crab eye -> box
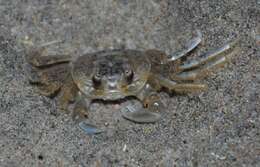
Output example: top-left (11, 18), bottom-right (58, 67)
top-left (125, 69), bottom-right (132, 76)
top-left (123, 64), bottom-right (132, 75)
top-left (124, 69), bottom-right (134, 83)
top-left (92, 73), bottom-right (102, 86)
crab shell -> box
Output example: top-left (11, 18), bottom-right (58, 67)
top-left (26, 31), bottom-right (238, 128)
top-left (71, 50), bottom-right (151, 100)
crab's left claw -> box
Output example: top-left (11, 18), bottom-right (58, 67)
top-left (78, 122), bottom-right (105, 135)
top-left (121, 105), bottom-right (161, 123)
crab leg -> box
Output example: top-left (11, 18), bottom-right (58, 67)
top-left (174, 55), bottom-right (229, 81)
top-left (174, 39), bottom-right (240, 81)
top-left (58, 76), bottom-right (78, 111)
top-left (171, 84), bottom-right (208, 93)
top-left (155, 74), bottom-right (207, 92)
top-left (78, 122), bottom-right (104, 135)
top-left (179, 43), bottom-right (232, 71)
top-left (26, 48), bottom-right (72, 67)
top-left (72, 93), bottom-right (90, 122)
top-left (168, 30), bottom-right (202, 61)
top-left (26, 63), bottom-right (70, 83)
top-left (26, 63), bottom-right (70, 97)
top-left (179, 40), bottom-right (238, 71)
top-left (70, 93), bottom-right (104, 135)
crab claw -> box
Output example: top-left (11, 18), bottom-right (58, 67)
top-left (78, 122), bottom-right (104, 135)
top-left (121, 105), bottom-right (161, 123)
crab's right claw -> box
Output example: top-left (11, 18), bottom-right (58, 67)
top-left (121, 105), bottom-right (161, 123)
top-left (78, 122), bottom-right (104, 135)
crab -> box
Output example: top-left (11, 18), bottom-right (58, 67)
top-left (25, 31), bottom-right (237, 134)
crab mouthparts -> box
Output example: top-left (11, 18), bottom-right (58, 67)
top-left (108, 82), bottom-right (117, 89)
top-left (106, 75), bottom-right (121, 90)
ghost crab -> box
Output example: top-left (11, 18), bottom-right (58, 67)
top-left (26, 31), bottom-right (237, 133)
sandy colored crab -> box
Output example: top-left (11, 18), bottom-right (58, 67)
top-left (26, 31), bottom-right (237, 130)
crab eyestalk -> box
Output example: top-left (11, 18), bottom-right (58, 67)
top-left (124, 69), bottom-right (134, 83)
top-left (92, 73), bottom-right (103, 89)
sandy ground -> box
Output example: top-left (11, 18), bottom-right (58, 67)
top-left (0, 0), bottom-right (259, 166)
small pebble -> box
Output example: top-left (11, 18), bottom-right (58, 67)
top-left (123, 144), bottom-right (127, 152)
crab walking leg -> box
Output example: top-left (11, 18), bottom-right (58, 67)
top-left (155, 74), bottom-right (207, 92)
top-left (78, 122), bottom-right (104, 135)
top-left (26, 48), bottom-right (72, 67)
top-left (26, 63), bottom-right (71, 97)
top-left (69, 90), bottom-right (104, 134)
top-left (72, 93), bottom-right (90, 122)
top-left (73, 98), bottom-right (104, 135)
top-left (168, 30), bottom-right (202, 61)
top-left (26, 63), bottom-right (70, 83)
top-left (175, 56), bottom-right (229, 81)
top-left (179, 43), bottom-right (232, 71)
top-left (58, 76), bottom-right (78, 111)
top-left (179, 40), bottom-right (238, 71)
top-left (36, 83), bottom-right (62, 97)
top-left (171, 84), bottom-right (208, 93)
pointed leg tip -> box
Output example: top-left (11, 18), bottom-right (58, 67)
top-left (121, 106), bottom-right (161, 123)
top-left (78, 122), bottom-right (104, 135)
